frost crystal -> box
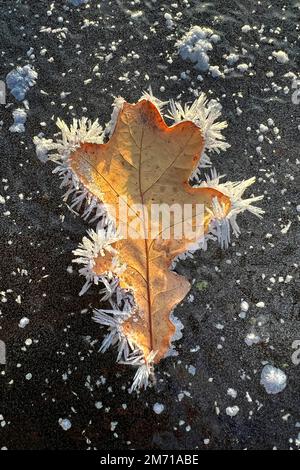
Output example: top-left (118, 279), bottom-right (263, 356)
top-left (200, 169), bottom-right (264, 249)
top-left (73, 227), bottom-right (125, 296)
top-left (272, 50), bottom-right (289, 64)
top-left (153, 403), bottom-right (165, 414)
top-left (167, 94), bottom-right (230, 166)
top-left (19, 317), bottom-right (30, 328)
top-left (6, 65), bottom-right (38, 101)
top-left (260, 365), bottom-right (287, 394)
top-left (226, 406), bottom-right (239, 417)
top-left (9, 108), bottom-right (27, 133)
top-left (176, 26), bottom-right (220, 71)
top-left (34, 118), bottom-right (105, 223)
top-left (59, 418), bottom-right (72, 431)
top-left (139, 86), bottom-right (168, 113)
top-left (245, 331), bottom-right (261, 346)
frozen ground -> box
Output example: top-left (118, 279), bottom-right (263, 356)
top-left (0, 0), bottom-right (299, 450)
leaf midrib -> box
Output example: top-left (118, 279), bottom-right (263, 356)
top-left (137, 123), bottom-right (154, 352)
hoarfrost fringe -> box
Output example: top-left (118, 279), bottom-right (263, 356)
top-left (201, 169), bottom-right (264, 249)
top-left (134, 90), bottom-right (229, 176)
top-left (93, 307), bottom-right (157, 392)
top-left (171, 168), bottom-right (264, 261)
top-left (128, 351), bottom-right (157, 393)
top-left (139, 86), bottom-right (168, 112)
top-left (73, 226), bottom-right (126, 296)
top-left (105, 96), bottom-right (125, 138)
top-left (34, 118), bottom-right (108, 224)
top-left (166, 94), bottom-right (230, 180)
top-left (167, 94), bottom-right (230, 154)
top-left (79, 226), bottom-right (186, 390)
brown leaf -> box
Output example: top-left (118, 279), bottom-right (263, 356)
top-left (69, 100), bottom-right (231, 362)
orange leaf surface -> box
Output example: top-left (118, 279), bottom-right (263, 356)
top-left (69, 100), bottom-right (231, 363)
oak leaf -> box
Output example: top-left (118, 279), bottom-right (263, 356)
top-left (68, 100), bottom-right (231, 363)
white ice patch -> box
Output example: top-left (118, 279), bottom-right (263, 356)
top-left (19, 317), bottom-right (30, 328)
top-left (227, 388), bottom-right (237, 399)
top-left (188, 365), bottom-right (196, 376)
top-left (236, 63), bottom-right (249, 73)
top-left (241, 25), bottom-right (252, 33)
top-left (6, 65), bottom-right (38, 101)
top-left (176, 26), bottom-right (220, 72)
top-left (209, 65), bottom-right (224, 78)
top-left (260, 365), bottom-right (287, 394)
top-left (34, 134), bottom-right (57, 163)
top-left (59, 418), bottom-right (72, 430)
top-left (226, 53), bottom-right (240, 65)
top-left (226, 406), bottom-right (239, 417)
top-left (153, 403), bottom-right (164, 414)
top-left (245, 331), bottom-right (261, 346)
top-left (9, 109), bottom-right (27, 133)
top-left (164, 13), bottom-right (174, 29)
top-left (240, 300), bottom-right (249, 312)
top-left (272, 50), bottom-right (289, 64)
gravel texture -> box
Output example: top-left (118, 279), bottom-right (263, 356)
top-left (0, 0), bottom-right (299, 450)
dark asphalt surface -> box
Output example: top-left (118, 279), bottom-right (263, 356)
top-left (0, 0), bottom-right (299, 450)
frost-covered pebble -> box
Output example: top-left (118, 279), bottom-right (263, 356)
top-left (164, 13), bottom-right (174, 29)
top-left (245, 332), bottom-right (261, 346)
top-left (226, 406), bottom-right (239, 417)
top-left (259, 124), bottom-right (269, 133)
top-left (227, 388), bottom-right (237, 399)
top-left (59, 418), bottom-right (72, 430)
top-left (240, 301), bottom-right (249, 312)
top-left (226, 53), bottom-right (239, 65)
top-left (237, 63), bottom-right (249, 73)
top-left (153, 403), bottom-right (164, 414)
top-left (272, 50), bottom-right (289, 64)
top-left (260, 365), bottom-right (287, 394)
top-left (209, 65), bottom-right (224, 78)
top-left (9, 109), bottom-right (27, 133)
top-left (241, 25), bottom-right (251, 33)
top-left (19, 317), bottom-right (29, 328)
top-left (110, 421), bottom-right (118, 431)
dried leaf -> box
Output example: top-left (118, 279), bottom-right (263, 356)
top-left (69, 100), bottom-right (231, 362)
